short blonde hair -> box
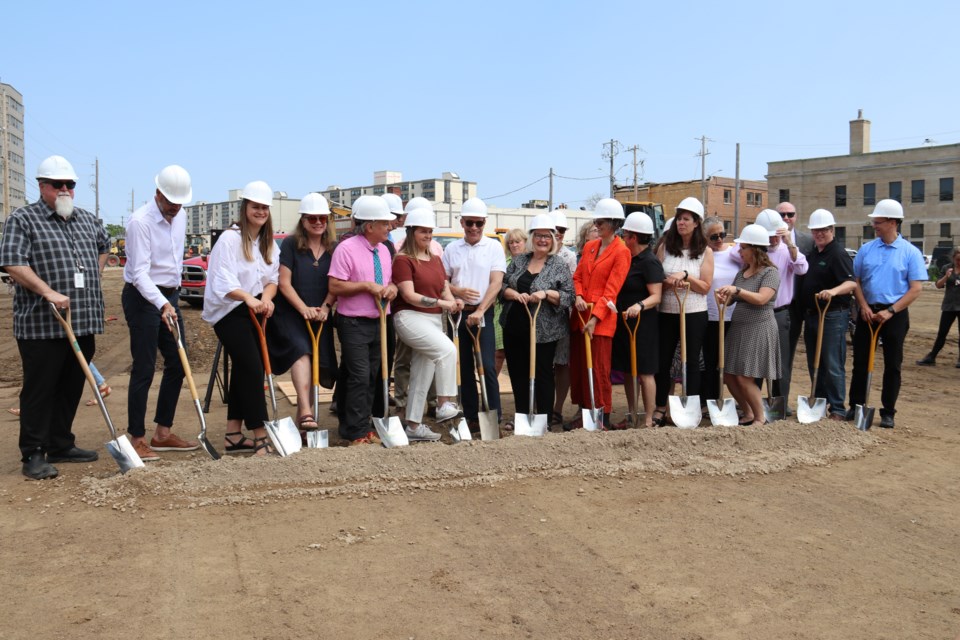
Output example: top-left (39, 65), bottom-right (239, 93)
top-left (526, 227), bottom-right (559, 255)
top-left (504, 228), bottom-right (527, 257)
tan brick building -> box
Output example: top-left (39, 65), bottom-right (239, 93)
top-left (767, 112), bottom-right (959, 252)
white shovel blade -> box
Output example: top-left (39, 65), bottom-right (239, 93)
top-left (478, 411), bottom-right (500, 441)
top-left (669, 395), bottom-right (702, 429)
top-left (266, 417), bottom-right (303, 457)
top-left (107, 434), bottom-right (145, 472)
top-left (706, 398), bottom-right (738, 427)
top-left (373, 416), bottom-right (409, 448)
top-left (582, 408), bottom-right (602, 431)
top-left (306, 430), bottom-right (329, 448)
top-left (449, 418), bottom-right (472, 442)
top-left (796, 396), bottom-right (827, 424)
top-left (515, 414), bottom-right (548, 437)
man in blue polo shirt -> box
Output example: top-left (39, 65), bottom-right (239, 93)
top-left (848, 199), bottom-right (926, 428)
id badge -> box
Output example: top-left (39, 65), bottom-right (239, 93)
top-left (74, 272), bottom-right (85, 288)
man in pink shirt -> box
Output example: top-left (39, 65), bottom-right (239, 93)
top-left (329, 196), bottom-right (398, 445)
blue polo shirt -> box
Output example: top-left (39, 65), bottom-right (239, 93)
top-left (853, 234), bottom-right (927, 305)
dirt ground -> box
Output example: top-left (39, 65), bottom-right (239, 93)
top-left (1, 268), bottom-right (958, 640)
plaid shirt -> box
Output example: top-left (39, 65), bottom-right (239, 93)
top-left (0, 199), bottom-right (109, 339)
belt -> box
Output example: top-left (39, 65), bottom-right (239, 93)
top-left (806, 304), bottom-right (848, 315)
top-left (869, 303), bottom-right (891, 312)
top-left (773, 305), bottom-right (789, 313)
top-left (462, 304), bottom-right (480, 312)
top-left (158, 286), bottom-right (177, 297)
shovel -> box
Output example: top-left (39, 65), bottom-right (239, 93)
top-left (465, 321), bottom-right (499, 441)
top-left (761, 378), bottom-right (785, 422)
top-left (49, 304), bottom-right (144, 473)
top-left (575, 304), bottom-right (603, 431)
top-left (373, 301), bottom-right (408, 447)
top-left (249, 309), bottom-right (302, 457)
top-left (797, 295), bottom-right (831, 424)
top-left (166, 314), bottom-right (220, 460)
top-left (514, 299), bottom-right (548, 437)
top-left (304, 319), bottom-right (329, 448)
top-left (447, 312), bottom-right (472, 442)
top-left (668, 283), bottom-right (702, 429)
top-left (854, 318), bottom-right (883, 431)
top-left (707, 294), bottom-right (738, 426)
top-left (622, 309), bottom-right (642, 428)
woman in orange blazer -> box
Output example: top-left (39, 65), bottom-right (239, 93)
top-left (565, 199), bottom-right (631, 430)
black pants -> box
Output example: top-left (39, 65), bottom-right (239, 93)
top-left (213, 305), bottom-right (267, 430)
top-left (456, 307), bottom-right (501, 421)
top-left (122, 284), bottom-right (185, 437)
top-left (788, 300), bottom-right (804, 381)
top-left (334, 315), bottom-right (381, 441)
top-left (655, 310), bottom-right (708, 406)
top-left (929, 310), bottom-right (960, 358)
top-left (17, 335), bottom-right (94, 461)
top-left (849, 308), bottom-right (909, 417)
top-left (701, 319), bottom-right (730, 402)
top-left (503, 317), bottom-right (557, 416)
top-left (372, 313), bottom-right (395, 420)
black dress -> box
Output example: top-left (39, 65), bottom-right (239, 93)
top-left (612, 246), bottom-right (664, 374)
top-left (267, 236), bottom-right (338, 387)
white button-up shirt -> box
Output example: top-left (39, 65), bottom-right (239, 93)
top-left (442, 235), bottom-right (507, 304)
top-left (123, 197), bottom-right (186, 310)
top-left (201, 227), bottom-right (280, 325)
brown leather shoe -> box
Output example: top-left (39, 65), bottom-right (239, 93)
top-left (133, 439), bottom-right (160, 461)
top-left (150, 432), bottom-right (199, 452)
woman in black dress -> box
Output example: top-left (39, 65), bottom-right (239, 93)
top-left (268, 193), bottom-right (338, 430)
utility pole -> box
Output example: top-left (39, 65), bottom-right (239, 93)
top-left (734, 143), bottom-right (741, 236)
top-left (0, 94), bottom-right (9, 222)
top-left (602, 139), bottom-right (620, 198)
top-left (91, 157), bottom-right (100, 219)
top-left (626, 145), bottom-right (644, 200)
top-left (548, 167), bottom-right (554, 212)
top-left (698, 135), bottom-right (710, 206)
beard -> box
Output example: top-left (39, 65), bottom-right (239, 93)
top-left (55, 194), bottom-right (75, 219)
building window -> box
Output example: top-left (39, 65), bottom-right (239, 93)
top-left (889, 181), bottom-right (902, 202)
top-left (835, 226), bottom-right (846, 245)
top-left (778, 189), bottom-right (790, 203)
top-left (863, 225), bottom-right (875, 241)
top-left (756, 193), bottom-right (762, 207)
top-left (746, 193), bottom-right (754, 206)
top-left (940, 223), bottom-right (951, 237)
top-left (940, 177), bottom-right (954, 202)
top-left (863, 183), bottom-right (876, 206)
top-left (910, 223), bottom-right (924, 238)
top-left (723, 189), bottom-right (732, 204)
top-left (835, 185), bottom-right (847, 208)
top-left (911, 180), bottom-right (925, 203)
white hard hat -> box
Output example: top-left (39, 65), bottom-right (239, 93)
top-left (755, 209), bottom-right (787, 236)
top-left (623, 211), bottom-right (654, 235)
top-left (549, 209), bottom-right (569, 230)
top-left (676, 196), bottom-right (705, 219)
top-left (404, 196), bottom-right (433, 214)
top-left (869, 198), bottom-right (904, 219)
top-left (404, 207), bottom-right (436, 229)
top-left (36, 155), bottom-right (78, 181)
top-left (352, 195), bottom-right (395, 221)
top-left (155, 165), bottom-right (192, 205)
top-left (241, 181), bottom-right (273, 206)
top-left (381, 193), bottom-right (404, 215)
top-left (528, 213), bottom-right (557, 232)
top-left (664, 217), bottom-right (675, 232)
top-left (807, 209), bottom-right (836, 230)
top-left (592, 198), bottom-right (625, 220)
top-left (461, 197), bottom-right (488, 218)
top-left (734, 223), bottom-right (771, 247)
top-left (299, 193), bottom-right (331, 215)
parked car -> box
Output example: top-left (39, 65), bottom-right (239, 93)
top-left (179, 232), bottom-right (288, 308)
top-left (845, 247), bottom-right (858, 260)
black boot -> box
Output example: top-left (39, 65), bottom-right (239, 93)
top-left (22, 451), bottom-right (58, 480)
top-left (916, 353), bottom-right (936, 366)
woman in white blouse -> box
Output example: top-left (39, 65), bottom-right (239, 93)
top-left (202, 181), bottom-right (280, 455)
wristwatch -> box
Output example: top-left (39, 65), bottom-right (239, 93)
top-left (638, 301), bottom-right (645, 311)
top-left (886, 305), bottom-right (897, 315)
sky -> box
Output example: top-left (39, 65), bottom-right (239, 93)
top-left (4, 0), bottom-right (959, 225)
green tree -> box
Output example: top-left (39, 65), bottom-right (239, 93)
top-left (105, 223), bottom-right (125, 239)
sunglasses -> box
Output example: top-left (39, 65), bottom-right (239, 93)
top-left (45, 180), bottom-right (77, 190)
top-left (303, 215), bottom-right (328, 224)
top-left (708, 232), bottom-right (727, 241)
top-left (463, 219), bottom-right (485, 228)
top-left (779, 211), bottom-right (796, 219)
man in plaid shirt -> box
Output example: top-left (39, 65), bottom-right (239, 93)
top-left (0, 155), bottom-right (109, 479)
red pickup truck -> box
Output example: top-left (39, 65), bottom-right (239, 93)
top-left (179, 233), bottom-right (288, 308)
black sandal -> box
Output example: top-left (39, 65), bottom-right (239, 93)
top-left (298, 415), bottom-right (319, 431)
top-left (224, 431), bottom-right (255, 453)
top-left (253, 436), bottom-right (275, 456)
top-left (651, 409), bottom-right (667, 427)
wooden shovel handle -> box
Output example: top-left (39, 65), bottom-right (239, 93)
top-left (305, 319), bottom-right (323, 387)
top-left (448, 312), bottom-right (462, 386)
top-left (576, 303), bottom-right (594, 369)
top-left (674, 282), bottom-right (690, 363)
top-left (865, 317), bottom-right (883, 373)
top-left (621, 310), bottom-right (641, 378)
top-left (524, 299), bottom-right (542, 378)
top-left (812, 294), bottom-right (832, 370)
top-left (248, 308), bottom-right (273, 376)
top-left (166, 315), bottom-right (199, 403)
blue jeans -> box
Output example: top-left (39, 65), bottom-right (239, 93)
top-left (804, 308), bottom-right (847, 416)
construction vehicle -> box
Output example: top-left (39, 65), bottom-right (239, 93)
top-left (105, 239), bottom-right (126, 267)
top-left (621, 201), bottom-right (666, 237)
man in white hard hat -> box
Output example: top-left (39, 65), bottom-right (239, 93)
top-left (798, 209), bottom-right (856, 420)
top-left (443, 197), bottom-right (506, 427)
top-left (0, 155), bottom-right (109, 479)
top-left (847, 199), bottom-right (927, 428)
top-left (121, 166), bottom-right (199, 461)
top-left (778, 201), bottom-right (814, 411)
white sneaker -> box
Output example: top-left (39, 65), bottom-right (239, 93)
top-left (434, 402), bottom-right (463, 423)
top-left (405, 423), bottom-right (441, 441)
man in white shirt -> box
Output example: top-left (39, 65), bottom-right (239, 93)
top-left (442, 197), bottom-right (507, 426)
top-left (122, 165), bottom-right (198, 460)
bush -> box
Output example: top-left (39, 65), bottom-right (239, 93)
top-left (929, 265), bottom-right (940, 281)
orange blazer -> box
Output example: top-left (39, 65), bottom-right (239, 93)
top-left (571, 237), bottom-right (631, 338)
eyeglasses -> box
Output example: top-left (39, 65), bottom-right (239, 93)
top-left (708, 232), bottom-right (727, 242)
top-left (532, 233), bottom-right (553, 240)
top-left (463, 219), bottom-right (485, 228)
top-left (303, 215), bottom-right (328, 224)
top-left (45, 180), bottom-right (77, 190)
top-left (779, 211), bottom-right (797, 219)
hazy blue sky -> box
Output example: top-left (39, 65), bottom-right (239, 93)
top-left (4, 0), bottom-right (958, 224)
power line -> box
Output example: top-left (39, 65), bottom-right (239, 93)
top-left (483, 175), bottom-right (549, 200)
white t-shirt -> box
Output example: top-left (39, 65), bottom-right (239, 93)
top-left (441, 236), bottom-right (507, 304)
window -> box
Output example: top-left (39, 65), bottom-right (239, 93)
top-left (910, 223), bottom-right (924, 238)
top-left (911, 179), bottom-right (925, 203)
top-left (756, 193), bottom-right (762, 207)
top-left (779, 189), bottom-right (790, 203)
top-left (723, 189), bottom-right (732, 204)
top-left (835, 185), bottom-right (847, 208)
top-left (940, 177), bottom-right (954, 202)
top-left (835, 226), bottom-right (846, 245)
top-left (746, 193), bottom-right (754, 206)
top-left (910, 240), bottom-right (923, 252)
top-left (889, 181), bottom-right (902, 202)
top-left (940, 223), bottom-right (951, 238)
top-left (863, 183), bottom-right (876, 206)
top-left (863, 225), bottom-right (875, 240)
